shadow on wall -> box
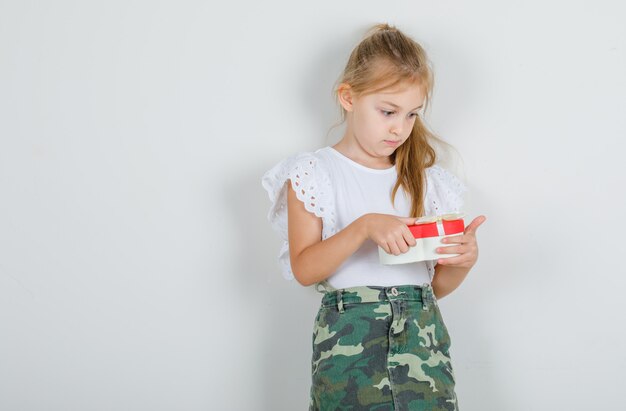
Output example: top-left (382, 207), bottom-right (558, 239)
top-left (223, 164), bottom-right (322, 410)
top-left (220, 37), bottom-right (350, 408)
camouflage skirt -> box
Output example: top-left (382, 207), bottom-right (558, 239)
top-left (309, 283), bottom-right (458, 411)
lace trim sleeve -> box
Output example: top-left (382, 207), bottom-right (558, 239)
top-left (261, 152), bottom-right (337, 280)
top-left (425, 164), bottom-right (469, 216)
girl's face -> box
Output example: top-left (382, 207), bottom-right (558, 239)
top-left (340, 82), bottom-right (426, 164)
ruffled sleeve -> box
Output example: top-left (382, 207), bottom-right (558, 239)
top-left (425, 164), bottom-right (469, 216)
top-left (424, 164), bottom-right (469, 276)
top-left (261, 151), bottom-right (337, 280)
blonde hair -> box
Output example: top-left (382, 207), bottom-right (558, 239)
top-left (328, 23), bottom-right (456, 218)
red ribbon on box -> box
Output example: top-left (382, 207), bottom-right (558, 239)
top-left (407, 213), bottom-right (465, 239)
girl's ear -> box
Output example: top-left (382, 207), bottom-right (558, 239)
top-left (337, 83), bottom-right (354, 112)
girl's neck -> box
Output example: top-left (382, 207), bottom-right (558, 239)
top-left (331, 142), bottom-right (394, 170)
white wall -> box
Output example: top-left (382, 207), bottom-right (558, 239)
top-left (1, 1), bottom-right (625, 410)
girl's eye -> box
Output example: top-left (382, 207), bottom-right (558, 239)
top-left (381, 109), bottom-right (420, 118)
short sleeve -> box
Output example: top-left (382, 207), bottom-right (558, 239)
top-left (425, 165), bottom-right (469, 278)
top-left (425, 164), bottom-right (469, 216)
top-left (261, 151), bottom-right (337, 280)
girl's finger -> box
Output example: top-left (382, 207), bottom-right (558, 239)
top-left (437, 254), bottom-right (468, 266)
top-left (465, 215), bottom-right (487, 234)
top-left (382, 241), bottom-right (391, 254)
top-left (436, 245), bottom-right (466, 255)
top-left (388, 240), bottom-right (401, 256)
top-left (396, 239), bottom-right (411, 255)
top-left (442, 234), bottom-right (465, 244)
top-left (397, 216), bottom-right (420, 225)
top-left (402, 226), bottom-right (417, 247)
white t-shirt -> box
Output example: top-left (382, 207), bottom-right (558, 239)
top-left (261, 145), bottom-right (468, 289)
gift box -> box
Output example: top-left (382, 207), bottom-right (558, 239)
top-left (378, 213), bottom-right (465, 265)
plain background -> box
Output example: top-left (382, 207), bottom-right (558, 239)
top-left (1, 1), bottom-right (625, 410)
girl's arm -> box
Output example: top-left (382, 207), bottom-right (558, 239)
top-left (286, 178), bottom-right (473, 288)
top-left (286, 180), bottom-right (369, 286)
top-left (431, 264), bottom-right (471, 299)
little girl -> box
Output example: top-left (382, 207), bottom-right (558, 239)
top-left (262, 23), bottom-right (485, 411)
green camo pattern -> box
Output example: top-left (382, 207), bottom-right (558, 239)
top-left (309, 284), bottom-right (458, 411)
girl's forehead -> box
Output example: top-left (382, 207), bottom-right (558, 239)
top-left (378, 83), bottom-right (424, 96)
top-left (371, 86), bottom-right (425, 103)
top-left (365, 79), bottom-right (423, 95)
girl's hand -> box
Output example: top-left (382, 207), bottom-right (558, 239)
top-left (436, 215), bottom-right (486, 268)
top-left (364, 213), bottom-right (418, 255)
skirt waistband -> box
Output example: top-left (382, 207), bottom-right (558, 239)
top-left (320, 284), bottom-right (436, 308)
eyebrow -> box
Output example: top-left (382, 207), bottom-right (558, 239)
top-left (381, 101), bottom-right (424, 111)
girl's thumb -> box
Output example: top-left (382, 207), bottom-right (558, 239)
top-left (398, 217), bottom-right (419, 225)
